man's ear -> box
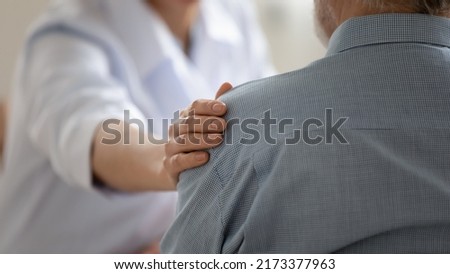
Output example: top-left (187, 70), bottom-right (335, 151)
top-left (215, 82), bottom-right (234, 100)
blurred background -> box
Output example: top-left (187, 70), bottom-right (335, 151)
top-left (0, 0), bottom-right (326, 100)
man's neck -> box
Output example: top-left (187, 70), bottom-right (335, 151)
top-left (147, 0), bottom-right (199, 55)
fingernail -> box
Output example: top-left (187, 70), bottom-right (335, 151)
top-left (208, 123), bottom-right (219, 131)
top-left (212, 103), bottom-right (225, 113)
top-left (210, 134), bottom-right (223, 142)
top-left (195, 153), bottom-right (207, 161)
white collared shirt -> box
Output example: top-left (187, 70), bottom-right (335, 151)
top-left (0, 0), bottom-right (273, 253)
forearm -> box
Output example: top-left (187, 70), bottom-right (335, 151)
top-left (92, 121), bottom-right (173, 192)
top-left (91, 86), bottom-right (230, 192)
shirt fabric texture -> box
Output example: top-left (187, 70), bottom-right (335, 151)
top-left (162, 14), bottom-right (450, 254)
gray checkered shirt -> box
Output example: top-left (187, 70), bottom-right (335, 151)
top-left (162, 14), bottom-right (450, 253)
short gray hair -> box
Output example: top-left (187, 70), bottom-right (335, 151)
top-left (361, 0), bottom-right (450, 15)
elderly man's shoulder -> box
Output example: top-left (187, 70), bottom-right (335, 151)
top-left (219, 70), bottom-right (310, 118)
top-left (217, 58), bottom-right (335, 125)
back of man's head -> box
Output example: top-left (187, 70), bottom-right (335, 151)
top-left (315, 0), bottom-right (450, 45)
top-left (362, 0), bottom-right (450, 15)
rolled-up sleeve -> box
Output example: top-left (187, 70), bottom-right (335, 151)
top-left (23, 32), bottom-right (144, 191)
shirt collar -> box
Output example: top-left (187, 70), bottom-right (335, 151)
top-left (327, 13), bottom-right (450, 56)
top-left (105, 0), bottom-right (242, 78)
top-left (105, 0), bottom-right (178, 78)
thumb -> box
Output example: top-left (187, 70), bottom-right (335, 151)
top-left (215, 82), bottom-right (233, 100)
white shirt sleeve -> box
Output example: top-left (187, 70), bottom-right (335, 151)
top-left (22, 32), bottom-right (145, 191)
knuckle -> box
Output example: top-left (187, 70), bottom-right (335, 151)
top-left (192, 99), bottom-right (201, 109)
top-left (184, 116), bottom-right (193, 124)
top-left (180, 106), bottom-right (192, 118)
top-left (164, 142), bottom-right (172, 155)
top-left (172, 154), bottom-right (182, 166)
top-left (175, 134), bottom-right (188, 145)
top-left (204, 118), bottom-right (224, 132)
top-left (190, 99), bottom-right (204, 114)
top-left (163, 156), bottom-right (171, 170)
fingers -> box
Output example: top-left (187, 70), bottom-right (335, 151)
top-left (179, 83), bottom-right (232, 118)
top-left (164, 132), bottom-right (222, 179)
top-left (163, 132), bottom-right (223, 183)
top-left (165, 133), bottom-right (223, 155)
top-left (163, 151), bottom-right (210, 177)
top-left (180, 99), bottom-right (227, 118)
top-left (169, 115), bottom-right (227, 138)
top-left (164, 86), bottom-right (233, 183)
top-left (215, 82), bottom-right (233, 99)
